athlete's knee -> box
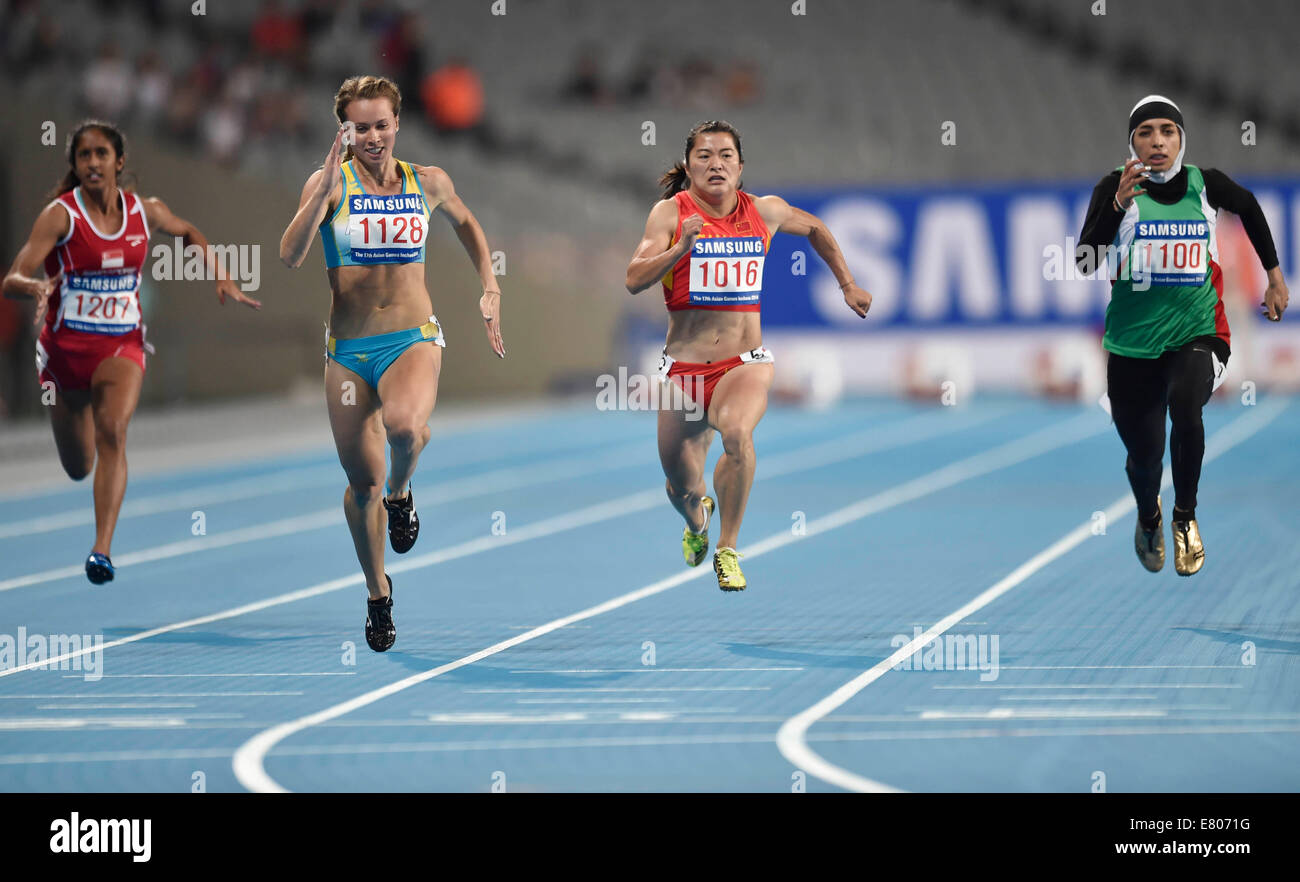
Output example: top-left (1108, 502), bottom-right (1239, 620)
top-left (383, 411), bottom-right (429, 452)
top-left (93, 415), bottom-right (128, 451)
top-left (346, 478), bottom-right (382, 507)
top-left (719, 424), bottom-right (756, 462)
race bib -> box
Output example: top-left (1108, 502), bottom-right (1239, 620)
top-left (1130, 220), bottom-right (1209, 286)
top-left (688, 236), bottom-right (764, 307)
top-left (61, 271), bottom-right (141, 334)
top-left (346, 193), bottom-right (426, 263)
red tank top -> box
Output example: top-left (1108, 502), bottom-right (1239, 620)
top-left (662, 189), bottom-right (769, 312)
top-left (43, 187), bottom-right (150, 336)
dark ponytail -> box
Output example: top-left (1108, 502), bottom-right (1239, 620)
top-left (658, 120), bottom-right (744, 202)
top-left (46, 120), bottom-right (131, 200)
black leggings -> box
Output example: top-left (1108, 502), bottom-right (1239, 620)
top-left (1107, 339), bottom-right (1219, 521)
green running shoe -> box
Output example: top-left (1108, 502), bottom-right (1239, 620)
top-left (683, 495), bottom-right (714, 567)
top-left (713, 547), bottom-right (746, 591)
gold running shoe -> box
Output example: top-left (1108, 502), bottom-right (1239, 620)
top-left (1134, 499), bottom-right (1164, 573)
top-left (683, 495), bottom-right (714, 567)
top-left (713, 547), bottom-right (746, 592)
top-left (1171, 517), bottom-right (1205, 576)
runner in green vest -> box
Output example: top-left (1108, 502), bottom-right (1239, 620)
top-left (1076, 95), bottom-right (1289, 576)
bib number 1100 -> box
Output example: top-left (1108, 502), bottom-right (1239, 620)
top-left (1141, 240), bottom-right (1202, 270)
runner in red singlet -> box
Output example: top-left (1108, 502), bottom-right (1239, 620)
top-left (625, 121), bottom-right (872, 591)
top-left (2, 121), bottom-right (260, 584)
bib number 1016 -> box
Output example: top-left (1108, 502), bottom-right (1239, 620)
top-left (694, 258), bottom-right (761, 292)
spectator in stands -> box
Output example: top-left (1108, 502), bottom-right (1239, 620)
top-left (251, 0), bottom-right (303, 60)
top-left (723, 60), bottom-right (761, 107)
top-left (83, 41), bottom-right (133, 119)
top-left (379, 10), bottom-right (428, 107)
top-left (562, 45), bottom-right (613, 106)
top-left (133, 51), bottom-right (171, 125)
top-left (421, 57), bottom-right (485, 137)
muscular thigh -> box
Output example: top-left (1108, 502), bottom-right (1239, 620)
top-left (90, 357), bottom-right (144, 430)
top-left (376, 341), bottom-right (441, 427)
top-left (658, 395), bottom-right (714, 485)
top-left (325, 359), bottom-right (385, 486)
top-left (708, 362), bottom-right (774, 435)
top-left (48, 384), bottom-right (94, 473)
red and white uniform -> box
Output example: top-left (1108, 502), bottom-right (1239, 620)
top-left (662, 189), bottom-right (769, 312)
top-left (657, 189), bottom-right (775, 412)
top-left (37, 187), bottom-right (152, 390)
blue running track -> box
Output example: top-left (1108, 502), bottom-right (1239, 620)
top-left (0, 396), bottom-right (1296, 792)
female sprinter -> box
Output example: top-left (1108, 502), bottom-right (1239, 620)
top-left (2, 121), bottom-right (261, 585)
top-left (1076, 95), bottom-right (1288, 576)
top-left (625, 120), bottom-right (871, 591)
top-left (280, 76), bottom-right (504, 652)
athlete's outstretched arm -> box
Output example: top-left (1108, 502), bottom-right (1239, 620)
top-left (1203, 168), bottom-right (1289, 322)
top-left (425, 165), bottom-right (505, 358)
top-left (143, 197), bottom-right (261, 309)
top-left (2, 203), bottom-right (70, 325)
top-left (625, 199), bottom-right (699, 294)
top-left (756, 195), bottom-right (871, 318)
top-left (280, 128), bottom-right (344, 269)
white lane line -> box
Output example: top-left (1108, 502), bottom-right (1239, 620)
top-left (996, 665), bottom-right (1244, 670)
top-left (996, 694), bottom-right (1160, 701)
top-left (66, 673), bottom-right (355, 679)
top-left (775, 397), bottom-right (1290, 793)
top-left (0, 691), bottom-right (304, 698)
top-left (35, 702), bottom-right (199, 710)
top-left (0, 748), bottom-right (236, 765)
top-left (505, 667), bottom-right (805, 674)
top-left (14, 719), bottom-right (1300, 770)
top-left (0, 406), bottom-right (986, 590)
top-left (232, 410), bottom-right (1106, 792)
top-left (916, 708), bottom-right (1166, 720)
top-left (0, 406), bottom-right (998, 679)
top-left (463, 687), bottom-right (773, 694)
top-left (932, 684), bottom-right (1241, 690)
top-left (514, 698), bottom-right (675, 705)
top-left (798, 723), bottom-right (1300, 743)
top-left (0, 712), bottom-right (243, 730)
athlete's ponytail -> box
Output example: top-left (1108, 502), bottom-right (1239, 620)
top-left (658, 120), bottom-right (744, 202)
top-left (46, 120), bottom-right (130, 200)
top-left (333, 75), bottom-right (402, 162)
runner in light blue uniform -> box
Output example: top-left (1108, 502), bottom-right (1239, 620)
top-left (280, 75), bottom-right (506, 653)
top-left (320, 157), bottom-right (446, 389)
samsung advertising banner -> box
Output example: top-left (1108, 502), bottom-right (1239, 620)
top-left (701, 177), bottom-right (1300, 403)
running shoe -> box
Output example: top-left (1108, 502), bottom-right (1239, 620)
top-left (713, 547), bottom-right (746, 592)
top-left (365, 575), bottom-right (396, 652)
top-left (383, 487), bottom-right (419, 554)
top-left (683, 495), bottom-right (714, 567)
top-left (85, 552), bottom-right (114, 585)
top-left (1134, 500), bottom-right (1164, 573)
top-left (1171, 517), bottom-right (1205, 576)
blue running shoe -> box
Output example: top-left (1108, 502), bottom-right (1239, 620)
top-left (85, 552), bottom-right (114, 585)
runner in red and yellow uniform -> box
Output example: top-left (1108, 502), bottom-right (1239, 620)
top-left (626, 121), bottom-right (872, 591)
